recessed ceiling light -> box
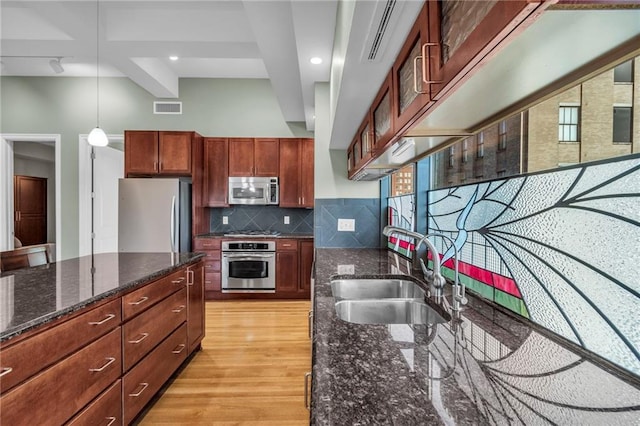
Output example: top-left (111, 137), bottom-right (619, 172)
top-left (169, 55), bottom-right (179, 61)
top-left (310, 57), bottom-right (323, 65)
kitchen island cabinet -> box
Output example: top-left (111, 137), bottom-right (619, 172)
top-left (0, 252), bottom-right (204, 425)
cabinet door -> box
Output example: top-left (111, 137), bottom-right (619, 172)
top-left (278, 139), bottom-right (301, 207)
top-left (276, 240), bottom-right (299, 293)
top-left (125, 131), bottom-right (159, 175)
top-left (187, 261), bottom-right (205, 353)
top-left (159, 131), bottom-right (192, 175)
top-left (254, 138), bottom-right (279, 176)
top-left (392, 2), bottom-right (432, 135)
top-left (228, 138), bottom-right (255, 176)
top-left (372, 73), bottom-right (395, 151)
top-left (299, 240), bottom-right (314, 294)
top-left (300, 139), bottom-right (314, 208)
top-left (204, 138), bottom-right (229, 207)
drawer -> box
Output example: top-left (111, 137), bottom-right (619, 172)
top-left (123, 323), bottom-right (188, 425)
top-left (0, 327), bottom-right (122, 426)
top-left (204, 271), bottom-right (221, 292)
top-left (277, 239), bottom-right (298, 251)
top-left (123, 288), bottom-right (187, 371)
top-left (122, 268), bottom-right (186, 320)
top-left (0, 298), bottom-right (121, 393)
top-left (193, 238), bottom-right (221, 250)
top-left (204, 258), bottom-right (221, 272)
top-left (66, 379), bottom-right (122, 426)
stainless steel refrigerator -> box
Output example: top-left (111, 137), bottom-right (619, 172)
top-left (118, 178), bottom-right (192, 253)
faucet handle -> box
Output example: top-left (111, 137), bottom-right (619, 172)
top-left (420, 259), bottom-right (445, 288)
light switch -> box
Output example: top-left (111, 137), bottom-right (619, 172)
top-left (337, 218), bottom-right (355, 232)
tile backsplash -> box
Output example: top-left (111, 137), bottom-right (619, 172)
top-left (209, 205), bottom-right (314, 234)
top-left (314, 198), bottom-right (380, 248)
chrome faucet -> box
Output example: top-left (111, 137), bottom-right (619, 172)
top-left (382, 226), bottom-right (467, 311)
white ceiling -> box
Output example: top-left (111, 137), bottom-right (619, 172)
top-left (0, 0), bottom-right (423, 148)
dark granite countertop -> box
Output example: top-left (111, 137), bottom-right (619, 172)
top-left (0, 252), bottom-right (204, 343)
top-left (311, 248), bottom-right (640, 425)
top-left (196, 233), bottom-right (313, 239)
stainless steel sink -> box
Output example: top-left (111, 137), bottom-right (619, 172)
top-left (334, 299), bottom-right (447, 325)
top-left (331, 279), bottom-right (425, 300)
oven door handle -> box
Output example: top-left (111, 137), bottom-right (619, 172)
top-left (224, 253), bottom-right (275, 259)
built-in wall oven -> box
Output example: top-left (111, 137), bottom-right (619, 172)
top-left (221, 241), bottom-right (276, 293)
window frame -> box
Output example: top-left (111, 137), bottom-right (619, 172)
top-left (613, 105), bottom-right (633, 144)
top-left (558, 105), bottom-right (581, 143)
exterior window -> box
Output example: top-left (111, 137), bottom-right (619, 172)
top-left (448, 146), bottom-right (455, 168)
top-left (558, 106), bottom-right (580, 142)
top-left (498, 121), bottom-right (507, 151)
top-left (477, 133), bottom-right (484, 158)
top-left (462, 140), bottom-right (468, 163)
top-left (390, 164), bottom-right (414, 196)
top-left (613, 107), bottom-right (632, 143)
top-left (614, 60), bottom-right (633, 83)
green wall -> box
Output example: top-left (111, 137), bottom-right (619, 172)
top-left (1, 77), bottom-right (313, 259)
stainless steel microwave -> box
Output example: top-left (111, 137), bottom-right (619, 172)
top-left (228, 177), bottom-right (279, 205)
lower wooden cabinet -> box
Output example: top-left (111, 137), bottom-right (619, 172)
top-left (67, 380), bottom-right (122, 426)
top-left (187, 261), bottom-right (205, 353)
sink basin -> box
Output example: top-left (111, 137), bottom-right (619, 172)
top-left (331, 279), bottom-right (425, 300)
top-left (334, 299), bottom-right (447, 325)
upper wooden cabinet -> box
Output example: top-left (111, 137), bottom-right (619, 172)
top-left (203, 138), bottom-right (229, 207)
top-left (371, 73), bottom-right (395, 152)
top-left (125, 131), bottom-right (192, 177)
top-left (228, 138), bottom-right (279, 177)
top-left (279, 138), bottom-right (314, 208)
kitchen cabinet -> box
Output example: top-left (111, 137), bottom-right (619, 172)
top-left (193, 237), bottom-right (223, 299)
top-left (204, 138), bottom-right (229, 207)
top-left (125, 130), bottom-right (193, 176)
top-left (348, 118), bottom-right (374, 179)
top-left (371, 73), bottom-right (395, 152)
top-left (228, 138), bottom-right (279, 177)
top-left (299, 240), bottom-right (314, 296)
top-left (279, 138), bottom-right (314, 208)
top-left (187, 261), bottom-right (205, 353)
top-left (276, 239), bottom-right (299, 294)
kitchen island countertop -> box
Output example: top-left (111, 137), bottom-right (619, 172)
top-left (0, 252), bottom-right (204, 343)
top-left (311, 248), bottom-right (640, 425)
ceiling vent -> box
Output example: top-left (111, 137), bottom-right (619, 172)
top-left (366, 0), bottom-right (397, 62)
top-left (154, 101), bottom-right (182, 115)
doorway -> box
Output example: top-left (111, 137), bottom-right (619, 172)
top-left (0, 134), bottom-right (61, 260)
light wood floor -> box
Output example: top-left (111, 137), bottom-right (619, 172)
top-left (137, 300), bottom-right (312, 425)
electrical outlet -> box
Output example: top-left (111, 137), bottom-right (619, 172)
top-left (337, 264), bottom-right (355, 274)
top-left (222, 216), bottom-right (228, 225)
top-left (337, 218), bottom-right (355, 232)
top-left (284, 216), bottom-right (290, 224)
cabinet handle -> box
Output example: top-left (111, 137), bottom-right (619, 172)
top-left (172, 344), bottom-right (186, 354)
top-left (89, 357), bottom-right (116, 372)
top-left (0, 367), bottom-right (12, 377)
top-left (304, 372), bottom-right (311, 410)
top-left (413, 55), bottom-right (429, 95)
top-left (154, 161), bottom-right (158, 171)
top-left (129, 382), bottom-right (149, 397)
top-left (129, 296), bottom-right (149, 306)
top-left (187, 269), bottom-right (194, 286)
top-left (88, 313), bottom-right (116, 326)
top-left (106, 417), bottom-right (116, 426)
top-left (172, 305), bottom-right (186, 313)
top-left (421, 42), bottom-right (442, 85)
top-left (128, 333), bottom-right (149, 344)
top-left (308, 310), bottom-right (313, 339)
top-left (172, 277), bottom-right (186, 284)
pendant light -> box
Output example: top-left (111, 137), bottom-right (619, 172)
top-left (88, 0), bottom-right (108, 147)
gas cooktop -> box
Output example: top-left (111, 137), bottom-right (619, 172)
top-left (223, 230), bottom-right (281, 237)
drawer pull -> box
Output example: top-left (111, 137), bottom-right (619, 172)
top-left (88, 313), bottom-right (116, 326)
top-left (129, 382), bottom-right (149, 397)
top-left (106, 417), bottom-right (116, 426)
top-left (172, 277), bottom-right (186, 284)
top-left (172, 305), bottom-right (186, 313)
top-left (304, 372), bottom-right (311, 410)
top-left (89, 357), bottom-right (116, 372)
top-left (172, 344), bottom-right (186, 354)
top-left (128, 333), bottom-right (149, 344)
top-left (0, 367), bottom-right (12, 377)
top-left (187, 269), bottom-right (194, 286)
top-left (129, 296), bottom-right (149, 306)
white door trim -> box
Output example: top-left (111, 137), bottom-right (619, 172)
top-left (78, 134), bottom-right (124, 257)
top-left (0, 133), bottom-right (61, 261)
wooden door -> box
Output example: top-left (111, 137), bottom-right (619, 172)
top-left (254, 138), bottom-right (279, 176)
top-left (204, 138), bottom-right (229, 207)
top-left (278, 139), bottom-right (301, 207)
top-left (159, 131), bottom-right (192, 175)
top-left (300, 139), bottom-right (314, 208)
top-left (228, 138), bottom-right (255, 176)
top-left (14, 175), bottom-right (47, 246)
top-left (125, 131), bottom-right (158, 175)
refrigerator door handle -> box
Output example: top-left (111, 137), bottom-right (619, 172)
top-left (170, 196), bottom-right (177, 252)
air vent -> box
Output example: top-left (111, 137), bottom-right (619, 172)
top-left (153, 101), bottom-right (182, 114)
top-left (367, 0), bottom-right (397, 61)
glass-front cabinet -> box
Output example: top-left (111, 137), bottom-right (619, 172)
top-left (372, 73), bottom-right (395, 151)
